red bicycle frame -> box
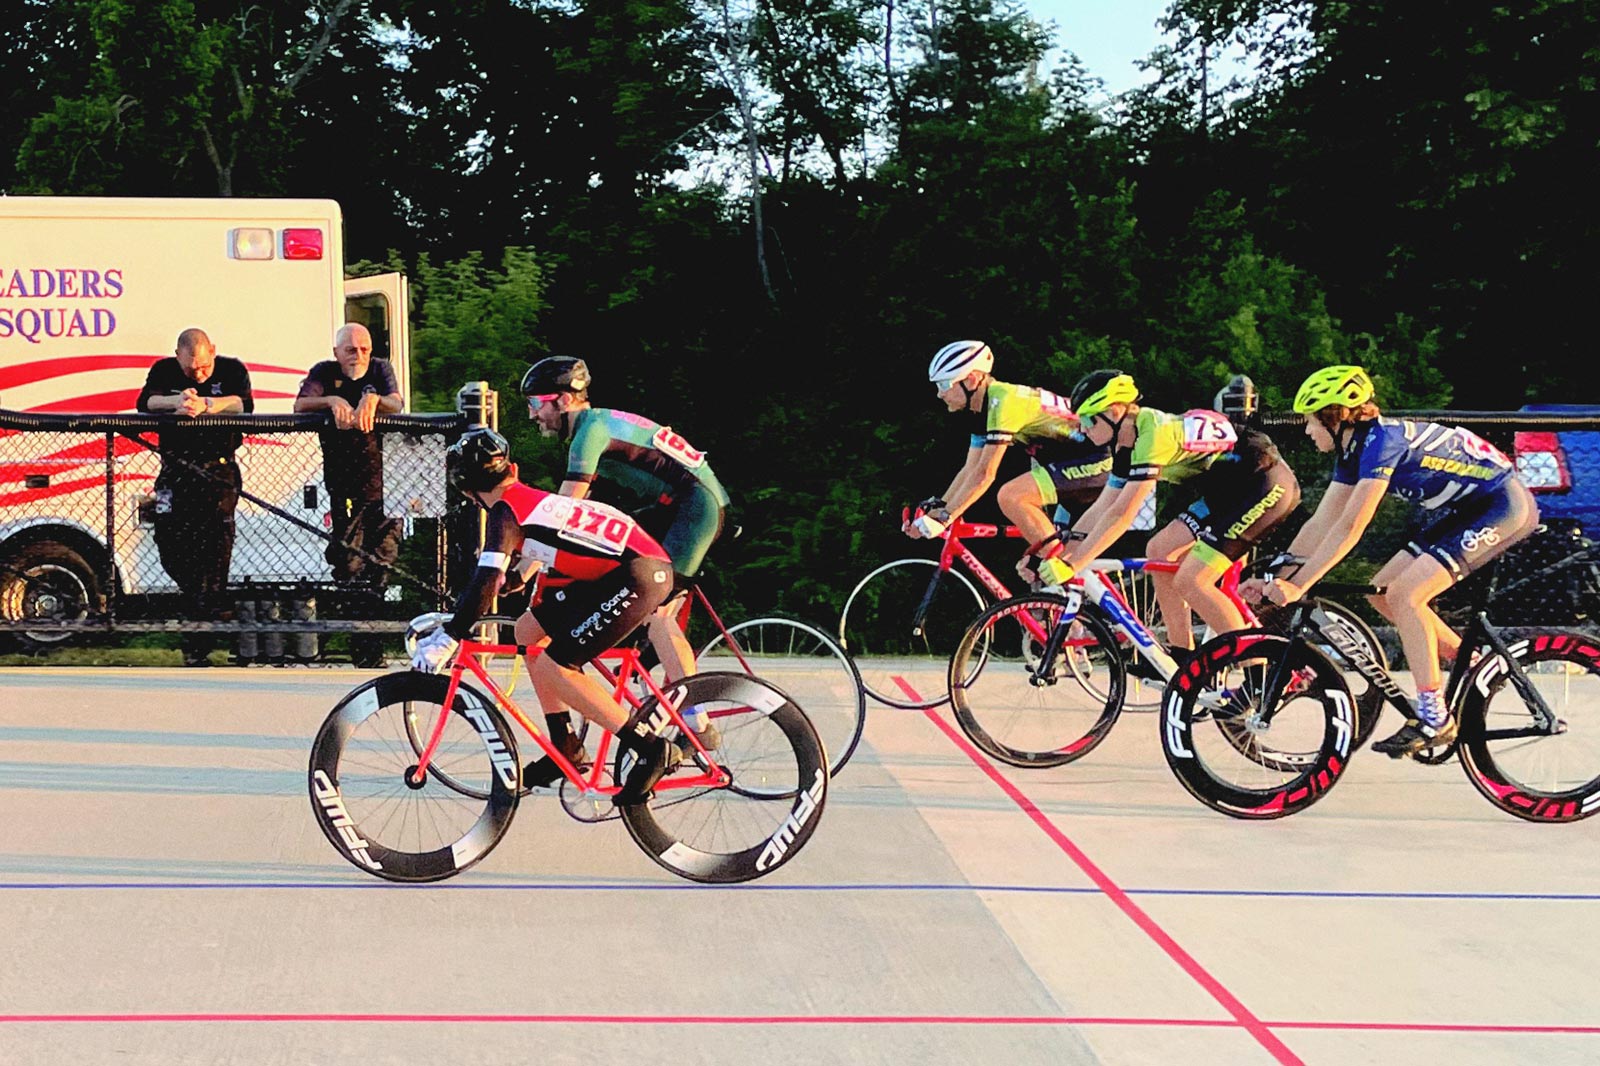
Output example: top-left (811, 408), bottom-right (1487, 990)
top-left (408, 644), bottom-right (730, 796)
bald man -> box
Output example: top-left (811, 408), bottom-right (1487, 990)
top-left (296, 323), bottom-right (404, 665)
top-left (137, 327), bottom-right (255, 665)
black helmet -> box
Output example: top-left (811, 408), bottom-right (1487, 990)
top-left (520, 356), bottom-right (591, 396)
top-left (1214, 374), bottom-right (1258, 422)
top-left (446, 427), bottom-right (513, 495)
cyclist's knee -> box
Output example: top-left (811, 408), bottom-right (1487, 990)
top-left (514, 612), bottom-right (540, 644)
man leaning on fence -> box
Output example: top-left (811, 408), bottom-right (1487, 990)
top-left (294, 322), bottom-right (404, 666)
top-left (136, 327), bottom-right (255, 666)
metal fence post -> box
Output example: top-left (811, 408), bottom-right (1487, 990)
top-left (103, 430), bottom-right (116, 626)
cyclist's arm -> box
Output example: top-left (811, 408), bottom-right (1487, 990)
top-left (1062, 479), bottom-right (1156, 569)
top-left (1279, 478), bottom-right (1387, 592)
top-left (558, 480), bottom-right (590, 498)
top-left (943, 443), bottom-right (1007, 520)
top-left (1280, 481), bottom-right (1355, 563)
top-left (443, 503), bottom-right (526, 639)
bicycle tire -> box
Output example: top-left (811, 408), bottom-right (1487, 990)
top-left (309, 672), bottom-right (520, 883)
top-left (698, 616), bottom-right (867, 777)
top-left (1162, 629), bottom-right (1357, 819)
top-left (839, 558), bottom-right (986, 709)
top-left (948, 592), bottom-right (1125, 768)
top-left (1211, 599), bottom-right (1388, 772)
top-left (1458, 630), bottom-right (1600, 822)
top-left (617, 672), bottom-right (829, 883)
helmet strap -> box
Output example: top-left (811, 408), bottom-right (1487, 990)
top-left (959, 373), bottom-right (987, 410)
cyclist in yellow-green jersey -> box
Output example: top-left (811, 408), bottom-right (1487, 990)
top-left (1043, 369), bottom-right (1300, 657)
top-left (907, 341), bottom-right (1112, 577)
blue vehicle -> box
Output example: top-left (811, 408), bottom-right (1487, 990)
top-left (1515, 405), bottom-right (1600, 535)
top-left (1503, 405), bottom-right (1600, 625)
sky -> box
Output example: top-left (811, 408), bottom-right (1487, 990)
top-left (1021, 0), bottom-right (1176, 95)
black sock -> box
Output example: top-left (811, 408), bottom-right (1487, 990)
top-left (544, 713), bottom-right (573, 746)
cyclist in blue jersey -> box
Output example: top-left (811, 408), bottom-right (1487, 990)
top-left (1247, 365), bottom-right (1540, 756)
top-left (520, 357), bottom-right (729, 766)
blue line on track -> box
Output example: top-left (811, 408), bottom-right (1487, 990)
top-left (0, 881), bottom-right (1596, 901)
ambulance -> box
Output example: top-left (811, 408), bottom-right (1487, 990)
top-left (0, 197), bottom-right (412, 641)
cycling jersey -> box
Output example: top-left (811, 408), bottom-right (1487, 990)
top-left (445, 481), bottom-right (671, 644)
top-left (567, 408), bottom-right (731, 509)
top-left (1332, 418), bottom-right (1514, 510)
top-left (969, 380), bottom-right (1092, 453)
top-left (1107, 407), bottom-right (1262, 487)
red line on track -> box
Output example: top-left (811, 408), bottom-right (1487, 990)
top-left (3, 1015), bottom-right (1597, 1035)
top-left (893, 675), bottom-right (1305, 1066)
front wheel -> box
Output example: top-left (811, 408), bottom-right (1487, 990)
top-left (618, 672), bottom-right (828, 883)
top-left (1458, 631), bottom-right (1600, 822)
top-left (309, 672), bottom-right (520, 882)
top-left (948, 593), bottom-right (1125, 768)
top-left (839, 558), bottom-right (986, 709)
top-left (698, 617), bottom-right (866, 777)
top-left (1162, 630), bottom-right (1357, 819)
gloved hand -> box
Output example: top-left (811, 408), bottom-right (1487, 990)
top-left (911, 513), bottom-right (947, 538)
top-left (410, 627), bottom-right (459, 674)
top-left (1035, 555), bottom-right (1076, 589)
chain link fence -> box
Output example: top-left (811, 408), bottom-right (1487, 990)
top-left (1253, 408), bottom-right (1600, 637)
top-left (0, 404), bottom-right (482, 663)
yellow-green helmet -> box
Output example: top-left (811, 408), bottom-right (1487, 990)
top-left (1293, 365), bottom-right (1375, 414)
top-left (1070, 370), bottom-right (1140, 420)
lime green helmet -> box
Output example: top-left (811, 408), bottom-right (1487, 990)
top-left (1293, 365), bottom-right (1375, 414)
top-left (1070, 370), bottom-right (1140, 420)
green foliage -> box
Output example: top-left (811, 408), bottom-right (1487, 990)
top-left (3, 0), bottom-right (1591, 619)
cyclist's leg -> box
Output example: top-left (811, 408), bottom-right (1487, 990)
top-left (1372, 481), bottom-right (1540, 752)
top-left (1147, 518), bottom-right (1200, 649)
top-left (529, 555), bottom-right (679, 803)
top-left (649, 487), bottom-right (724, 683)
top-left (1182, 462), bottom-right (1301, 638)
top-left (997, 468), bottom-right (1058, 546)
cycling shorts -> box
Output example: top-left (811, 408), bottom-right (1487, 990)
top-left (532, 555), bottom-right (675, 669)
top-left (636, 481), bottom-right (726, 585)
top-left (1174, 460), bottom-right (1301, 570)
top-left (1029, 455), bottom-right (1112, 512)
top-left (1404, 478), bottom-right (1539, 582)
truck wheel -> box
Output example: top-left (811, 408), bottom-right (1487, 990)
top-left (0, 540), bottom-right (103, 652)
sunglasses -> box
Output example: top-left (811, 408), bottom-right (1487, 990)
top-left (527, 393), bottom-right (563, 408)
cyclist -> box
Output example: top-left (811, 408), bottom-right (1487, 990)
top-left (1051, 369), bottom-right (1301, 657)
top-left (407, 427), bottom-right (680, 805)
top-left (520, 356), bottom-right (730, 753)
top-left (1245, 365), bottom-right (1539, 756)
top-left (907, 340), bottom-right (1113, 584)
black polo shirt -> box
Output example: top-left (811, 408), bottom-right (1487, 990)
top-left (297, 358), bottom-right (401, 500)
top-left (136, 356), bottom-right (255, 462)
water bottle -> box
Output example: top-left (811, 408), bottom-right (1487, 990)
top-left (291, 592), bottom-right (318, 662)
top-left (261, 596), bottom-right (285, 664)
top-left (236, 598), bottom-right (257, 664)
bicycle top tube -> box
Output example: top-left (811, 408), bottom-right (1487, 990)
top-left (943, 518), bottom-right (1024, 541)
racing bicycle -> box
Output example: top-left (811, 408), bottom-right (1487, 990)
top-left (1161, 580), bottom-right (1600, 821)
top-left (308, 637), bottom-right (828, 884)
top-left (943, 562), bottom-right (1386, 772)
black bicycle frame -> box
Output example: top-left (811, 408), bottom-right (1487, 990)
top-left (1258, 591), bottom-right (1560, 741)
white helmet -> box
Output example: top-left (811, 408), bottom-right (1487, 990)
top-left (928, 340), bottom-right (993, 387)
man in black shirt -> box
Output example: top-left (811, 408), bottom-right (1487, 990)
top-left (294, 323), bottom-right (404, 665)
top-left (136, 327), bottom-right (255, 666)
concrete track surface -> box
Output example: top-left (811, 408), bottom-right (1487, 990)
top-left (2, 663), bottom-right (1598, 1066)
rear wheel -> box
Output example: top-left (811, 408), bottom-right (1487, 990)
top-left (699, 617), bottom-right (866, 777)
top-left (618, 672), bottom-right (828, 883)
top-left (839, 558), bottom-right (986, 709)
top-left (1458, 631), bottom-right (1600, 822)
